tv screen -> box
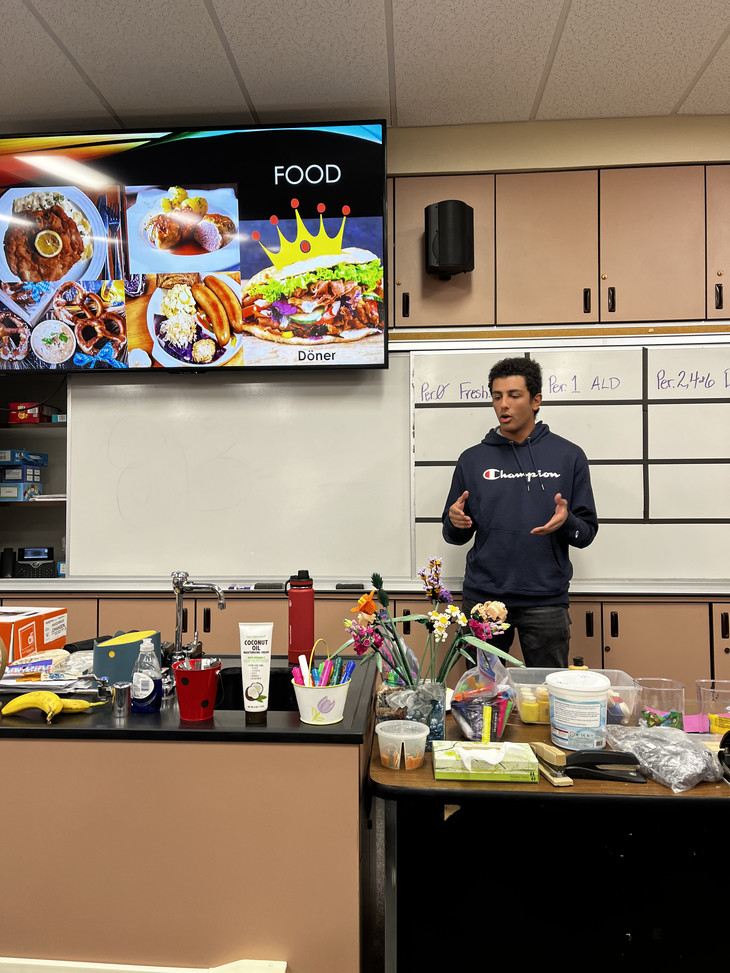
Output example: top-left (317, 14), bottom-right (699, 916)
top-left (0, 122), bottom-right (387, 372)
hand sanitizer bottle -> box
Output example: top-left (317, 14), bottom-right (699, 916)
top-left (131, 638), bottom-right (163, 713)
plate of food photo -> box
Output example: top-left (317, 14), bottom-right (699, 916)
top-left (145, 271), bottom-right (243, 367)
top-left (0, 187), bottom-right (106, 284)
top-left (126, 186), bottom-right (239, 274)
top-left (48, 280), bottom-right (127, 367)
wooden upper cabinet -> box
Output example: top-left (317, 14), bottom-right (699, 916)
top-left (705, 166), bottom-right (730, 319)
top-left (599, 166), bottom-right (706, 322)
top-left (392, 174), bottom-right (495, 327)
top-left (496, 169), bottom-right (599, 325)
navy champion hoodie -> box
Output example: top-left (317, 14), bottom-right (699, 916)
top-left (441, 421), bottom-right (598, 607)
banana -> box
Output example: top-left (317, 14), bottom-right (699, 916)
top-left (2, 691), bottom-right (64, 723)
top-left (59, 698), bottom-right (107, 713)
top-left (1, 692), bottom-right (107, 723)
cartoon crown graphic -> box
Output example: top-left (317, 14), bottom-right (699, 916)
top-left (252, 199), bottom-right (351, 271)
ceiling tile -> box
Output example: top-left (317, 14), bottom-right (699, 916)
top-left (679, 31), bottom-right (730, 115)
top-left (537, 0), bottom-right (730, 119)
top-left (0, 1), bottom-right (116, 133)
top-left (391, 0), bottom-right (565, 126)
top-left (29, 0), bottom-right (252, 124)
top-left (212, 0), bottom-right (391, 124)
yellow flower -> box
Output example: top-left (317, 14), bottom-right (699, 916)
top-left (352, 590), bottom-right (377, 615)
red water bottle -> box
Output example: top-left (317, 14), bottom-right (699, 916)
top-left (287, 570), bottom-right (314, 666)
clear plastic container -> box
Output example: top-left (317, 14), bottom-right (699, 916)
top-left (375, 719), bottom-right (429, 770)
top-left (507, 667), bottom-right (637, 725)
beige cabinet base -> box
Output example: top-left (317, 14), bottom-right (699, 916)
top-left (602, 602), bottom-right (710, 695)
top-left (0, 738), bottom-right (365, 973)
top-left (712, 603), bottom-right (730, 680)
top-left (98, 596), bottom-right (180, 644)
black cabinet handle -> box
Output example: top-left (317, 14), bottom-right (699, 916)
top-left (604, 644), bottom-right (611, 654)
top-left (716, 283), bottom-right (724, 310)
top-left (203, 607), bottom-right (211, 633)
top-left (722, 612), bottom-right (729, 640)
top-left (402, 608), bottom-right (411, 636)
top-left (585, 610), bottom-right (594, 638)
top-left (610, 611), bottom-right (619, 638)
top-left (182, 607), bottom-right (188, 633)
top-left (607, 287), bottom-right (616, 312)
top-left (583, 288), bottom-right (591, 313)
top-left (402, 292), bottom-right (410, 318)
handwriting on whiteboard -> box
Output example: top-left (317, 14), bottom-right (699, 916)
top-left (418, 374), bottom-right (622, 403)
top-left (656, 368), bottom-right (728, 391)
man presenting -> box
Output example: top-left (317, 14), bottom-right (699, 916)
top-left (442, 356), bottom-right (598, 668)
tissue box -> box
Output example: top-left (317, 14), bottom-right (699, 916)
top-left (432, 740), bottom-right (539, 782)
top-left (0, 481), bottom-right (41, 501)
top-left (0, 607), bottom-right (67, 662)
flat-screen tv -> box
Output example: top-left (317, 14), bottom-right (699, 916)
top-left (0, 122), bottom-right (387, 372)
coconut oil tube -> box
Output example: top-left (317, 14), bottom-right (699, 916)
top-left (239, 622), bottom-right (273, 724)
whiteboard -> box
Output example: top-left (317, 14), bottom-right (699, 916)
top-left (413, 341), bottom-right (730, 583)
top-left (67, 357), bottom-right (412, 580)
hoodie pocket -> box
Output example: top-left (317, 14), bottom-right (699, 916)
top-left (470, 528), bottom-right (569, 595)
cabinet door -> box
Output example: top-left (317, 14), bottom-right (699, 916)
top-left (496, 169), bottom-right (598, 324)
top-left (393, 174), bottom-right (495, 327)
top-left (98, 597), bottom-right (180, 645)
top-left (601, 602), bottom-right (710, 691)
top-left (196, 596), bottom-right (288, 657)
top-left (705, 166), bottom-right (730, 319)
top-left (568, 600), bottom-right (603, 668)
top-left (2, 596), bottom-right (97, 643)
top-left (314, 596), bottom-right (357, 658)
top-left (712, 603), bottom-right (730, 680)
top-left (599, 166), bottom-right (705, 322)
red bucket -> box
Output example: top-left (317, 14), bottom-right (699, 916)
top-left (173, 659), bottom-right (222, 721)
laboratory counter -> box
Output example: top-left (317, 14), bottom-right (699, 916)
top-left (0, 658), bottom-right (378, 973)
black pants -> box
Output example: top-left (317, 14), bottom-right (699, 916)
top-left (462, 598), bottom-right (571, 668)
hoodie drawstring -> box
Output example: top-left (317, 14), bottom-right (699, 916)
top-left (510, 438), bottom-right (545, 493)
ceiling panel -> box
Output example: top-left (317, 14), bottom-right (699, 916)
top-left (1, 0), bottom-right (730, 135)
top-left (213, 0), bottom-right (392, 124)
top-left (0, 0), bottom-right (116, 132)
top-left (537, 0), bottom-right (730, 119)
top-left (30, 0), bottom-right (252, 125)
top-left (392, 0), bottom-right (565, 126)
top-left (679, 30), bottom-right (730, 115)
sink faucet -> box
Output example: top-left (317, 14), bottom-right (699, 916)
top-left (171, 570), bottom-right (226, 658)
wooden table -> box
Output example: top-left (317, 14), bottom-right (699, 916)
top-left (368, 716), bottom-right (729, 968)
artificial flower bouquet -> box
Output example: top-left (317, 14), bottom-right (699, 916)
top-left (336, 557), bottom-right (522, 687)
top-left (335, 558), bottom-right (522, 747)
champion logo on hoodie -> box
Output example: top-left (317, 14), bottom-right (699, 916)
top-left (482, 468), bottom-right (561, 481)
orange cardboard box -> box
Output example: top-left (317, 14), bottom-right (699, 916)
top-left (0, 607), bottom-right (67, 662)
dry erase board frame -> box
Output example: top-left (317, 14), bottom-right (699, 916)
top-left (0, 122), bottom-right (387, 374)
top-left (412, 338), bottom-right (730, 585)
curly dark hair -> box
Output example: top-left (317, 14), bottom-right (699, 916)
top-left (488, 357), bottom-right (542, 415)
top-left (488, 357), bottom-right (542, 397)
